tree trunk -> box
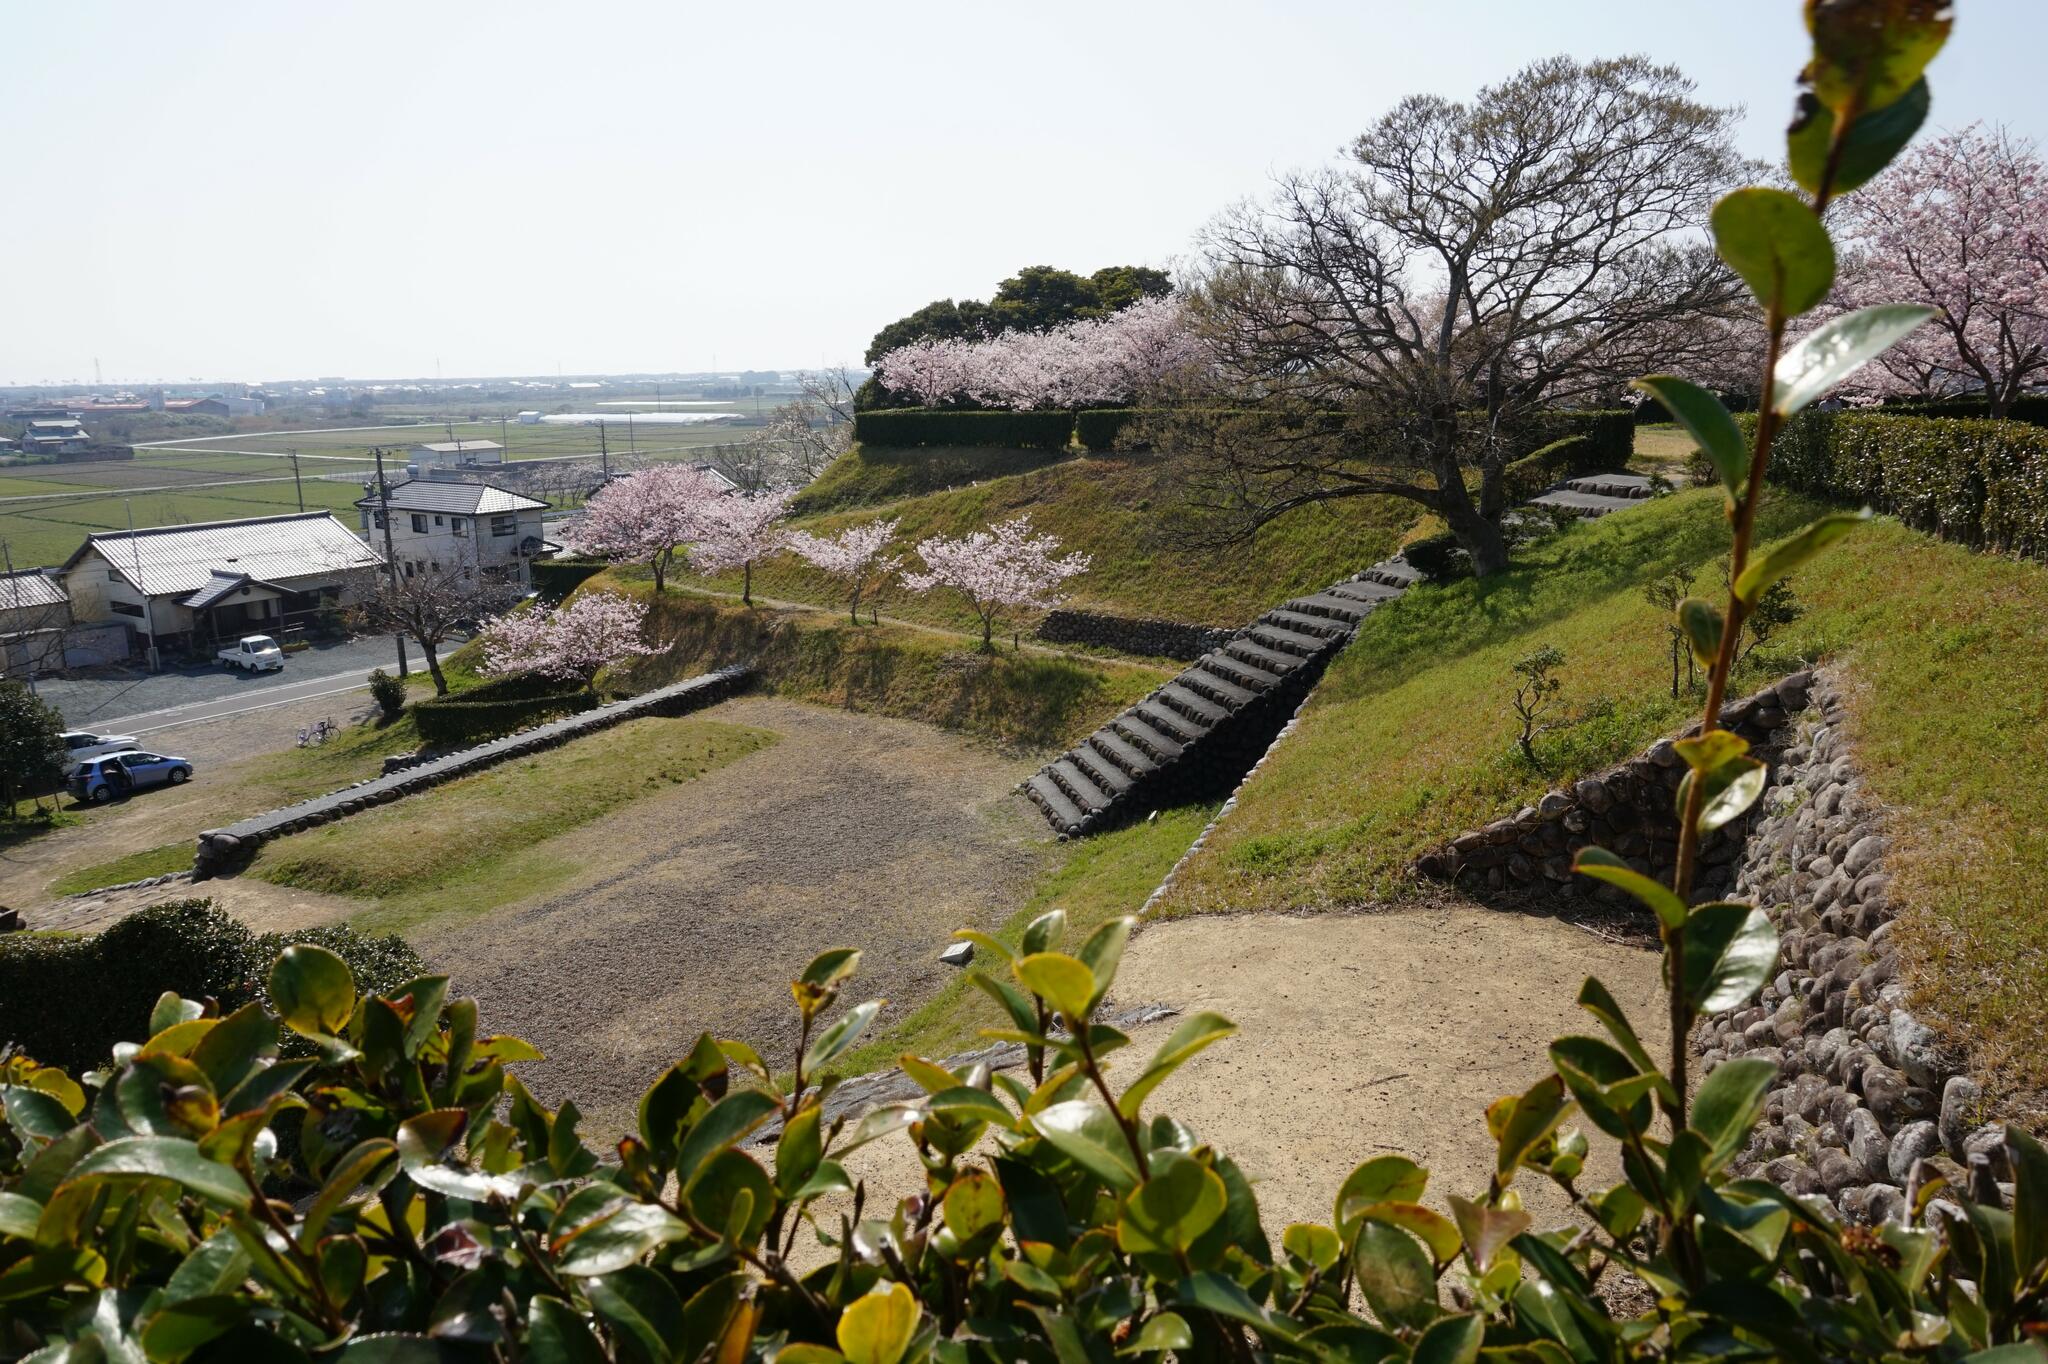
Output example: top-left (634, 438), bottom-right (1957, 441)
top-left (422, 638), bottom-right (449, 695)
top-left (1441, 495), bottom-right (1511, 576)
top-left (742, 560), bottom-right (752, 606)
top-left (651, 552), bottom-right (667, 593)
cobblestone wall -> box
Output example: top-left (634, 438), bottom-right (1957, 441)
top-left (1034, 609), bottom-right (1234, 662)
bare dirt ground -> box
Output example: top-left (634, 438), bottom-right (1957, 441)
top-left (219, 696), bottom-right (1053, 1137)
top-left (2, 690), bottom-right (383, 920)
top-left (828, 904), bottom-right (1665, 1239)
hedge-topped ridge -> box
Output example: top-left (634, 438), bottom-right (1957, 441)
top-left (1767, 411), bottom-right (2048, 559)
top-left (860, 405), bottom-right (1637, 463)
top-left (1877, 395), bottom-right (2048, 429)
top-left (0, 899), bottom-right (423, 1074)
top-left (529, 557), bottom-right (608, 605)
top-left (412, 671), bottom-right (597, 745)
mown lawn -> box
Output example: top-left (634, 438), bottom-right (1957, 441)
top-left (835, 802), bottom-right (1220, 1076)
top-left (251, 715), bottom-right (777, 935)
top-left (684, 448), bottom-right (1422, 630)
top-left (611, 579), bottom-right (1166, 753)
top-left (1159, 487), bottom-right (2048, 1116)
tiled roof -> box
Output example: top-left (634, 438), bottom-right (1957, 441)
top-left (353, 479), bottom-right (547, 515)
top-left (0, 570), bottom-right (67, 612)
top-left (182, 570), bottom-right (293, 610)
top-left (66, 512), bottom-right (384, 598)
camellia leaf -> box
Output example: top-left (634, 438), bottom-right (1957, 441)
top-left (1576, 978), bottom-right (1666, 1085)
top-left (586, 1267), bottom-right (684, 1364)
top-left (1773, 304), bottom-right (1936, 415)
top-left (1118, 1011), bottom-right (1237, 1119)
top-left (1678, 755), bottom-right (1768, 836)
top-left (1412, 1312), bottom-right (1484, 1364)
top-left (1119, 1312), bottom-right (1192, 1357)
top-left (1358, 1202), bottom-right (1462, 1268)
top-left (1571, 848), bottom-right (1686, 931)
top-left (2004, 1125), bottom-right (2048, 1276)
top-left (1032, 1099), bottom-right (1140, 1192)
top-left (1014, 952), bottom-right (1097, 1024)
top-left (837, 1282), bottom-right (920, 1364)
top-left (1690, 1058), bottom-right (1778, 1169)
top-left (965, 970), bottom-right (1038, 1035)
top-left (940, 1172), bottom-right (1006, 1243)
top-left (1804, 0), bottom-right (1952, 116)
top-left (1447, 1196), bottom-right (1530, 1274)
top-left (674, 1088), bottom-right (779, 1193)
top-left (1334, 1155), bottom-right (1429, 1232)
top-left (1352, 1219), bottom-right (1440, 1332)
top-left (1683, 904), bottom-right (1780, 1014)
top-left (51, 1135), bottom-right (251, 1212)
top-left (1787, 78), bottom-right (1929, 195)
top-left (1076, 916), bottom-right (1135, 1011)
top-left (1735, 511), bottom-right (1870, 604)
top-left (1021, 908), bottom-right (1066, 956)
top-left (0, 1191), bottom-right (41, 1238)
top-left (1170, 1271), bottom-right (1304, 1343)
top-left (1282, 1223), bottom-right (1342, 1272)
top-left (268, 944), bottom-right (356, 1040)
top-left (1495, 1074), bottom-right (1572, 1182)
top-left (556, 1198), bottom-right (693, 1277)
top-left (925, 1086), bottom-right (1016, 1130)
top-left (1118, 1152), bottom-right (1228, 1254)
top-left (528, 1295), bottom-right (609, 1364)
top-left (1711, 187), bottom-right (1835, 316)
top-left (1675, 729), bottom-right (1750, 774)
top-left (1676, 597), bottom-right (1725, 669)
top-left (804, 999), bottom-right (884, 1075)
top-left (1633, 376), bottom-right (1749, 496)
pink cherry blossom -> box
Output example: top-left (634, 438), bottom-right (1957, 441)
top-left (688, 489), bottom-right (795, 606)
top-left (785, 517), bottom-right (903, 623)
top-left (562, 464), bottom-right (727, 591)
top-left (1831, 124), bottom-right (2048, 412)
top-left (479, 591), bottom-right (657, 686)
top-left (875, 298), bottom-right (1208, 410)
top-left (901, 514), bottom-right (1091, 649)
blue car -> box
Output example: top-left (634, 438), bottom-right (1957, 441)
top-left (69, 751), bottom-right (194, 804)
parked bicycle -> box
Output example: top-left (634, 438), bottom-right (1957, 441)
top-left (296, 717), bottom-right (339, 747)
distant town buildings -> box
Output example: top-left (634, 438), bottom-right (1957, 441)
top-left (410, 439), bottom-right (504, 469)
top-left (21, 419), bottom-right (91, 455)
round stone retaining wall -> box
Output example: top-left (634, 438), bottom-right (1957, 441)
top-left (1034, 609), bottom-right (1234, 663)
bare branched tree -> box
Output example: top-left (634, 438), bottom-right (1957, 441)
top-left (1160, 56), bottom-right (1753, 575)
top-left (344, 554), bottom-right (522, 696)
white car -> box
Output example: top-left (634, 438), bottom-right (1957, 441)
top-left (219, 635), bottom-right (286, 672)
top-left (60, 730), bottom-right (141, 761)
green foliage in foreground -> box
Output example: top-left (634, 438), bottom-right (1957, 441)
top-left (2, 920), bottom-right (2043, 1361)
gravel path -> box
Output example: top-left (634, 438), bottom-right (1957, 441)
top-left (226, 696), bottom-right (1052, 1136)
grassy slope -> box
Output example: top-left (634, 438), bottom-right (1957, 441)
top-left (252, 715), bottom-right (776, 935)
top-left (791, 444), bottom-right (1079, 516)
top-left (609, 578), bottom-right (1164, 753)
top-left (1160, 487), bottom-right (2048, 1112)
top-left (835, 803), bottom-right (1219, 1075)
top-left (689, 446), bottom-right (1420, 630)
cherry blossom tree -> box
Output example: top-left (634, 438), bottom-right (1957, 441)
top-left (784, 517), bottom-right (902, 624)
top-left (875, 298), bottom-right (1207, 410)
top-left (1833, 125), bottom-right (2048, 414)
top-left (901, 514), bottom-right (1091, 650)
top-left (689, 489), bottom-right (794, 607)
top-left (563, 465), bottom-right (725, 592)
top-left (479, 592), bottom-right (657, 688)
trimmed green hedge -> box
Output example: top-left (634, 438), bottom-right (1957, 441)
top-left (1501, 434), bottom-right (1598, 502)
top-left (1075, 408), bottom-right (1141, 452)
top-left (852, 409), bottom-right (1075, 450)
top-left (1514, 409), bottom-right (1634, 469)
top-left (412, 671), bottom-right (597, 745)
top-left (1880, 395), bottom-right (2048, 429)
top-left (1766, 411), bottom-right (2048, 558)
top-left (530, 557), bottom-right (608, 605)
top-left (0, 899), bottom-right (423, 1073)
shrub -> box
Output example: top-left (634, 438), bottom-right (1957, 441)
top-left (1881, 393), bottom-right (2048, 428)
top-left (1074, 406), bottom-right (1141, 451)
top-left (0, 898), bottom-right (422, 1074)
top-left (1500, 434), bottom-right (1597, 502)
top-left (410, 678), bottom-right (598, 746)
top-left (529, 556), bottom-right (609, 605)
top-left (1401, 531), bottom-right (1470, 582)
top-left (1513, 407), bottom-right (1634, 468)
top-left (851, 407), bottom-right (1076, 449)
top-left (366, 667), bottom-right (405, 720)
top-left (1760, 410), bottom-right (2048, 560)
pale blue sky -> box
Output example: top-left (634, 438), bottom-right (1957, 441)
top-left (2, 1), bottom-right (2039, 386)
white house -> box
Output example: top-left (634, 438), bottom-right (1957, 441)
top-left (59, 511), bottom-right (385, 658)
top-left (410, 439), bottom-right (504, 469)
top-left (355, 479), bottom-right (551, 587)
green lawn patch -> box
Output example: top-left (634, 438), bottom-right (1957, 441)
top-left (1159, 486), bottom-right (2048, 1115)
top-left (250, 715), bottom-right (777, 935)
top-left (611, 583), bottom-right (1164, 753)
top-left (686, 448), bottom-right (1421, 631)
top-left (834, 803), bottom-right (1218, 1076)
top-left (48, 842), bottom-right (191, 897)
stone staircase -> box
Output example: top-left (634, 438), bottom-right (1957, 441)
top-left (1022, 557), bottom-right (1419, 837)
top-left (1527, 471), bottom-right (1658, 519)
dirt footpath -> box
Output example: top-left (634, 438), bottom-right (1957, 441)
top-left (224, 696), bottom-right (1053, 1137)
top-left (832, 905), bottom-right (1664, 1237)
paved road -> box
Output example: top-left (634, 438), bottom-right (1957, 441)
top-left (32, 633), bottom-right (435, 733)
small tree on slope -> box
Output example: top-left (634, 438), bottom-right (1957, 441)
top-left (902, 514), bottom-right (1090, 651)
top-left (784, 517), bottom-right (902, 624)
top-left (689, 489), bottom-right (794, 607)
top-left (564, 465), bottom-right (724, 592)
top-left (478, 592), bottom-right (657, 689)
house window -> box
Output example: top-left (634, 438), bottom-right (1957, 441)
top-left (491, 515), bottom-right (515, 537)
top-left (433, 515), bottom-right (444, 526)
top-left (451, 517), bottom-right (466, 536)
top-left (410, 514), bottom-right (429, 534)
top-left (107, 570), bottom-right (121, 582)
top-left (109, 600), bottom-right (143, 618)
top-left (402, 562), bottom-right (415, 578)
top-left (369, 511), bottom-right (387, 529)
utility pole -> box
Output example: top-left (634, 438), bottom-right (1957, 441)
top-left (373, 448), bottom-right (410, 677)
top-left (597, 420), bottom-right (609, 478)
top-left (290, 448), bottom-right (305, 512)
top-left (627, 412), bottom-right (637, 456)
top-left (125, 500), bottom-right (159, 673)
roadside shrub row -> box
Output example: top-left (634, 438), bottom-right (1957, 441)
top-left (410, 670), bottom-right (597, 746)
top-left (1766, 410), bottom-right (2048, 559)
top-left (0, 898), bottom-right (422, 1073)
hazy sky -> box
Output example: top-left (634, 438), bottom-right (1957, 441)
top-left (4, 1), bottom-right (2041, 386)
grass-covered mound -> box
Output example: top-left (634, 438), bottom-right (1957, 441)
top-left (1159, 487), bottom-right (2048, 1115)
top-left (697, 449), bottom-right (1420, 630)
top-left (612, 580), bottom-right (1164, 753)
